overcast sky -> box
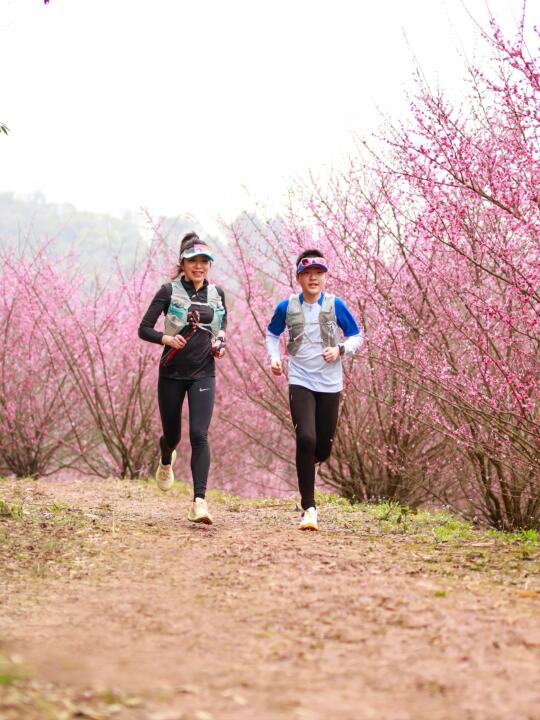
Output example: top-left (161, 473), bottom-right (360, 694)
top-left (0, 0), bottom-right (526, 235)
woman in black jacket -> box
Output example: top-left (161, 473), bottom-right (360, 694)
top-left (138, 233), bottom-right (227, 524)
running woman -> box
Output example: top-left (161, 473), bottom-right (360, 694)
top-left (138, 233), bottom-right (227, 524)
top-left (265, 249), bottom-right (363, 531)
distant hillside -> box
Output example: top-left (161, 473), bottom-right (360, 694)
top-left (0, 192), bottom-right (209, 276)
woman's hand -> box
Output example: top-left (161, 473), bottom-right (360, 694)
top-left (270, 359), bottom-right (283, 376)
top-left (162, 334), bottom-right (187, 350)
top-left (212, 341), bottom-right (226, 359)
top-left (212, 334), bottom-right (226, 359)
top-left (322, 346), bottom-right (340, 363)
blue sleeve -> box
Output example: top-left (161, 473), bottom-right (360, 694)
top-left (267, 299), bottom-right (288, 336)
top-left (335, 297), bottom-right (361, 337)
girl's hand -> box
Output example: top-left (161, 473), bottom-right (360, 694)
top-left (322, 346), bottom-right (340, 363)
top-left (270, 359), bottom-right (283, 376)
top-left (162, 334), bottom-right (187, 349)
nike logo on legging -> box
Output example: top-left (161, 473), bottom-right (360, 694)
top-left (199, 388), bottom-right (210, 392)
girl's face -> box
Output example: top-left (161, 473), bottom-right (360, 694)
top-left (182, 255), bottom-right (211, 284)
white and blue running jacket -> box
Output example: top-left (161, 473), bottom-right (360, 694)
top-left (265, 292), bottom-right (363, 393)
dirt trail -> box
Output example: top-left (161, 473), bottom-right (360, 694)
top-left (1, 476), bottom-right (539, 720)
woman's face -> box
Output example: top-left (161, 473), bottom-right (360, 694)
top-left (182, 255), bottom-right (211, 284)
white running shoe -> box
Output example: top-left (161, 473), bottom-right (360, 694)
top-left (188, 497), bottom-right (213, 524)
top-left (299, 506), bottom-right (318, 531)
top-left (155, 450), bottom-right (176, 491)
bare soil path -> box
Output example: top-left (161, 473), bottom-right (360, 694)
top-left (0, 476), bottom-right (539, 720)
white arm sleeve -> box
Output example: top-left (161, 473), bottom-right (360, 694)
top-left (343, 332), bottom-right (363, 355)
top-left (265, 331), bottom-right (282, 363)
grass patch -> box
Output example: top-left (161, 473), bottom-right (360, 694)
top-left (487, 528), bottom-right (539, 545)
top-left (376, 503), bottom-right (537, 584)
top-left (312, 494), bottom-right (539, 585)
top-left (359, 500), bottom-right (475, 542)
top-left (0, 498), bottom-right (24, 519)
top-left (339, 498), bottom-right (539, 547)
top-left (315, 491), bottom-right (358, 512)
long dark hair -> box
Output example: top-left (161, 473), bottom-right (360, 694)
top-left (172, 232), bottom-right (201, 279)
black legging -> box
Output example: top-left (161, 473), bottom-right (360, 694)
top-left (289, 384), bottom-right (341, 510)
top-left (158, 375), bottom-right (215, 499)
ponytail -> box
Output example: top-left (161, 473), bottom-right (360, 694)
top-left (172, 232), bottom-right (201, 279)
top-left (180, 232), bottom-right (200, 256)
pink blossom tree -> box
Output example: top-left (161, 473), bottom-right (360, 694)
top-left (221, 14), bottom-right (540, 529)
top-left (1, 237), bottom-right (169, 479)
top-left (0, 245), bottom-right (81, 477)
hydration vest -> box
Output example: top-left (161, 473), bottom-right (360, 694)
top-left (164, 280), bottom-right (225, 338)
top-left (285, 293), bottom-right (339, 356)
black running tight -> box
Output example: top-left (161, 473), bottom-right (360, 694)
top-left (289, 384), bottom-right (341, 510)
top-left (157, 376), bottom-right (215, 499)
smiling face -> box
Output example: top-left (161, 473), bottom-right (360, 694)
top-left (297, 267), bottom-right (327, 301)
top-left (182, 255), bottom-right (211, 285)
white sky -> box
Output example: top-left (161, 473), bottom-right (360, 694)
top-left (0, 0), bottom-right (526, 235)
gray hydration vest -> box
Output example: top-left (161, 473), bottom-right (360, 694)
top-left (164, 280), bottom-right (225, 338)
top-left (285, 293), bottom-right (339, 356)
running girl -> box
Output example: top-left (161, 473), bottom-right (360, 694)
top-left (138, 233), bottom-right (227, 524)
top-left (265, 249), bottom-right (363, 530)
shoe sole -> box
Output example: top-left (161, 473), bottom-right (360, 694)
top-left (157, 482), bottom-right (174, 492)
top-left (300, 524), bottom-right (318, 531)
top-left (188, 515), bottom-right (213, 525)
